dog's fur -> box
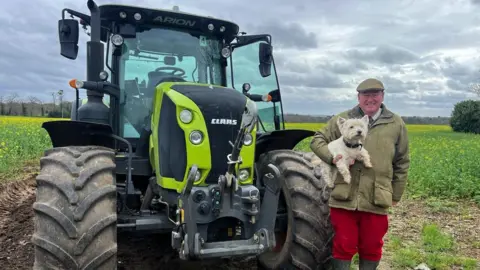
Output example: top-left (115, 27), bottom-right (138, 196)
top-left (312, 115), bottom-right (373, 188)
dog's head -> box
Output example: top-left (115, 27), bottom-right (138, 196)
top-left (337, 115), bottom-right (369, 141)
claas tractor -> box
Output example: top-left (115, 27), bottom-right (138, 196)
top-left (31, 1), bottom-right (333, 269)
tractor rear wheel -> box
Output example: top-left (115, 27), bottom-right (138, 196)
top-left (32, 146), bottom-right (117, 270)
top-left (257, 149), bottom-right (334, 270)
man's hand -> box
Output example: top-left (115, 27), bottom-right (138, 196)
top-left (392, 201), bottom-right (398, 206)
top-left (332, 154), bottom-right (355, 166)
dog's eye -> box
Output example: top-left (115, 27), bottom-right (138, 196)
top-left (350, 126), bottom-right (353, 129)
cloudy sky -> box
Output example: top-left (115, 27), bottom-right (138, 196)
top-left (2, 0), bottom-right (480, 117)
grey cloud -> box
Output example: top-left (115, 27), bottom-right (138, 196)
top-left (279, 71), bottom-right (349, 89)
top-left (416, 61), bottom-right (442, 76)
top-left (249, 21), bottom-right (318, 49)
top-left (1, 0), bottom-right (479, 118)
top-left (345, 44), bottom-right (420, 65)
top-left (316, 61), bottom-right (369, 75)
top-left (446, 79), bottom-right (468, 91)
top-left (377, 76), bottom-right (417, 93)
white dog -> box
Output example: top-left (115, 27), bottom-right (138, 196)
top-left (312, 115), bottom-right (373, 188)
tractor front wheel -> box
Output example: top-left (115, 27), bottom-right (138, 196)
top-left (32, 146), bottom-right (118, 270)
top-left (257, 149), bottom-right (334, 270)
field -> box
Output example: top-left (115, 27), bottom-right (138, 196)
top-left (0, 116), bottom-right (479, 269)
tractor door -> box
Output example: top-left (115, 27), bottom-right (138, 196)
top-left (227, 38), bottom-right (285, 132)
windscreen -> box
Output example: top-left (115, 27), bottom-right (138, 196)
top-left (116, 28), bottom-right (224, 138)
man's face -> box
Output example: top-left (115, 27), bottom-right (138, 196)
top-left (358, 90), bottom-right (384, 116)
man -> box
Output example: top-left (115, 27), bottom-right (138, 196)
top-left (310, 78), bottom-right (410, 270)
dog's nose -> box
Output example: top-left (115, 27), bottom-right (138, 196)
top-left (357, 130), bottom-right (362, 135)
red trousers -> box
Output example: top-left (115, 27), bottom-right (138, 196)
top-left (329, 207), bottom-right (388, 261)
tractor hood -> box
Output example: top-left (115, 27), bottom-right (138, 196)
top-left (155, 83), bottom-right (252, 185)
top-left (169, 84), bottom-right (248, 127)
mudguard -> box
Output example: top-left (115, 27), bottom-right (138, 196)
top-left (42, 120), bottom-right (115, 149)
top-left (255, 129), bottom-right (315, 161)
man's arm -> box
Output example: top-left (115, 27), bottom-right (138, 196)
top-left (310, 116), bottom-right (340, 165)
top-left (392, 120), bottom-right (410, 203)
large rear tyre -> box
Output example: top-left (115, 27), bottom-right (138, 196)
top-left (257, 149), bottom-right (333, 270)
top-left (32, 146), bottom-right (117, 270)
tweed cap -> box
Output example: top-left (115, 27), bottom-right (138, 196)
top-left (356, 78), bottom-right (385, 92)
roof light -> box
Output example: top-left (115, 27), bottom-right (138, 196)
top-left (221, 47), bottom-right (231, 58)
top-left (119, 11), bottom-right (127, 19)
top-left (111, 34), bottom-right (124, 46)
top-left (134, 13), bottom-right (142, 21)
top-left (208, 23), bottom-right (214, 31)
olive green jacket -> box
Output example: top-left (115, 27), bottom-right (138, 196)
top-left (310, 104), bottom-right (410, 215)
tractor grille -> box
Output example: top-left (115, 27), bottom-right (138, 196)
top-left (170, 85), bottom-right (247, 184)
top-left (158, 95), bottom-right (187, 181)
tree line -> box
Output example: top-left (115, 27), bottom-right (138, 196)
top-left (284, 114), bottom-right (451, 125)
top-left (0, 93), bottom-right (73, 118)
top-left (1, 90), bottom-right (478, 134)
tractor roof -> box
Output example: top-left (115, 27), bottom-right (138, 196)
top-left (98, 4), bottom-right (240, 42)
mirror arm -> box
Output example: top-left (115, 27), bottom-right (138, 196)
top-left (62, 8), bottom-right (90, 25)
top-left (232, 34), bottom-right (271, 49)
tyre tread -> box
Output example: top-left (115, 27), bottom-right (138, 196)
top-left (32, 146), bottom-right (117, 270)
top-left (257, 149), bottom-right (334, 270)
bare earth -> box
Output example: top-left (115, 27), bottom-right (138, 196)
top-left (0, 175), bottom-right (478, 270)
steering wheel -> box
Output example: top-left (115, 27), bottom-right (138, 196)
top-left (155, 66), bottom-right (185, 77)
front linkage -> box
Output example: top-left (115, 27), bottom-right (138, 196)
top-left (172, 99), bottom-right (283, 260)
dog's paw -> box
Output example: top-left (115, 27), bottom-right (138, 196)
top-left (343, 176), bottom-right (351, 184)
top-left (364, 161), bottom-right (373, 168)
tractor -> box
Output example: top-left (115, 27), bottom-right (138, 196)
top-left (31, 1), bottom-right (333, 269)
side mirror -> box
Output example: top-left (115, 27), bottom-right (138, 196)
top-left (258, 42), bottom-right (272, 78)
top-left (58, 19), bottom-right (79, 60)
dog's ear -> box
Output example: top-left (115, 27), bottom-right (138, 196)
top-left (361, 115), bottom-right (369, 126)
top-left (337, 117), bottom-right (346, 127)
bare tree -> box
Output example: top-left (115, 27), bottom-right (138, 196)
top-left (19, 97), bottom-right (27, 116)
top-left (6, 93), bottom-right (19, 115)
top-left (28, 96), bottom-right (41, 116)
top-left (469, 83), bottom-right (480, 97)
top-left (0, 95), bottom-right (4, 115)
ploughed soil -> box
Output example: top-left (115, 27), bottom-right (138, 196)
top-left (1, 175), bottom-right (479, 270)
top-left (0, 176), bottom-right (257, 270)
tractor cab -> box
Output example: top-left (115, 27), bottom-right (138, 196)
top-left (60, 3), bottom-right (285, 142)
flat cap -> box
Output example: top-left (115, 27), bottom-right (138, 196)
top-left (356, 78), bottom-right (385, 92)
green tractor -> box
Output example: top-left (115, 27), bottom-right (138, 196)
top-left (32, 0), bottom-right (333, 269)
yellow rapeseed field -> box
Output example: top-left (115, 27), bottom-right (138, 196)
top-left (0, 116), bottom-right (61, 176)
top-left (0, 117), bottom-right (479, 203)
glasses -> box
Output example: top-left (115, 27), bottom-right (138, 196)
top-left (360, 92), bottom-right (383, 98)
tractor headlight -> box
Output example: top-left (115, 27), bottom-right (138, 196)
top-left (111, 34), bottom-right (124, 46)
top-left (189, 130), bottom-right (203, 145)
top-left (244, 133), bottom-right (253, 146)
top-left (221, 47), bottom-right (231, 58)
top-left (238, 169), bottom-right (250, 181)
top-left (179, 109), bottom-right (193, 123)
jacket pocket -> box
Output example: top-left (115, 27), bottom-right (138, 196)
top-left (373, 182), bottom-right (392, 208)
top-left (330, 183), bottom-right (353, 201)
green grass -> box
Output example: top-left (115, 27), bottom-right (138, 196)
top-left (387, 223), bottom-right (478, 270)
top-left (286, 122), bottom-right (480, 204)
top-left (1, 117), bottom-right (480, 206)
